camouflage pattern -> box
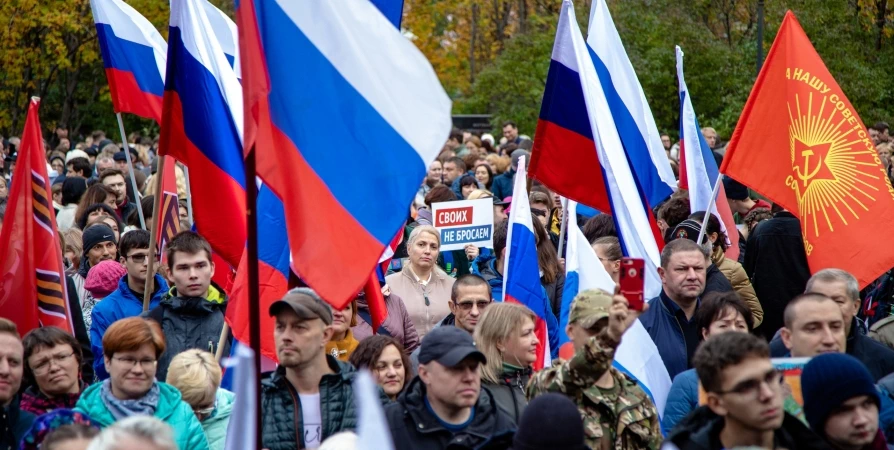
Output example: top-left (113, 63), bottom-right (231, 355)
top-left (568, 289), bottom-right (613, 329)
top-left (526, 332), bottom-right (661, 450)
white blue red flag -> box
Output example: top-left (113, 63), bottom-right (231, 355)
top-left (89, 0), bottom-right (167, 123)
top-left (676, 46), bottom-right (740, 259)
top-left (558, 200), bottom-right (670, 418)
top-left (160, 0), bottom-right (246, 268)
top-left (534, 0), bottom-right (663, 300)
top-left (586, 0), bottom-right (676, 207)
top-left (222, 343), bottom-right (257, 450)
top-left (238, 0), bottom-right (451, 309)
top-left (504, 156), bottom-right (555, 370)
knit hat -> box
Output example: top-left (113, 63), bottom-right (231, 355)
top-left (84, 260), bottom-right (126, 298)
top-left (801, 353), bottom-right (880, 434)
top-left (512, 393), bottom-right (587, 450)
top-left (82, 224), bottom-right (116, 258)
top-left (722, 176), bottom-right (749, 201)
top-left (19, 409), bottom-right (100, 450)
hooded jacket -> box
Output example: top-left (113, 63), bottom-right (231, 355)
top-left (202, 388), bottom-right (235, 450)
top-left (666, 406), bottom-right (830, 450)
top-left (385, 377), bottom-right (516, 450)
top-left (91, 274), bottom-right (169, 380)
top-left (491, 168), bottom-right (516, 201)
top-left (75, 381), bottom-right (210, 450)
top-left (144, 282), bottom-right (229, 381)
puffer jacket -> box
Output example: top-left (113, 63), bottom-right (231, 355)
top-left (491, 168), bottom-right (516, 201)
top-left (483, 366), bottom-right (531, 424)
top-left (661, 368), bottom-right (699, 435)
top-left (711, 246), bottom-right (763, 327)
top-left (75, 382), bottom-right (210, 450)
top-left (352, 291), bottom-right (420, 352)
top-left (666, 406), bottom-right (829, 450)
top-left (202, 389), bottom-right (235, 450)
top-left (144, 282), bottom-right (229, 381)
top-left (91, 274), bottom-right (169, 380)
top-left (260, 356), bottom-right (381, 450)
top-left (385, 377), bottom-right (516, 450)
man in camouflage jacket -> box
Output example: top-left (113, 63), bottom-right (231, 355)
top-left (526, 289), bottom-right (661, 450)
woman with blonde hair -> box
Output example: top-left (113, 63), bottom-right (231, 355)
top-left (166, 349), bottom-right (234, 450)
top-left (386, 225), bottom-right (455, 339)
top-left (474, 302), bottom-right (540, 423)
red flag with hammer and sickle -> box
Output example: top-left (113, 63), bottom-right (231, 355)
top-left (721, 11), bottom-right (894, 288)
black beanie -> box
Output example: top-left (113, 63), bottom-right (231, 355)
top-left (722, 176), bottom-right (749, 201)
top-left (61, 176), bottom-right (88, 205)
top-left (802, 353), bottom-right (879, 435)
top-left (512, 393), bottom-right (587, 450)
top-left (82, 224), bottom-right (116, 258)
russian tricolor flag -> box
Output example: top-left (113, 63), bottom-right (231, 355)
top-left (239, 0), bottom-right (451, 309)
top-left (89, 0), bottom-right (167, 123)
top-left (676, 47), bottom-right (740, 259)
top-left (504, 156), bottom-right (555, 370)
top-left (535, 0), bottom-right (663, 300)
top-left (159, 0), bottom-right (247, 268)
top-left (586, 0), bottom-right (677, 207)
top-left (559, 201), bottom-right (671, 419)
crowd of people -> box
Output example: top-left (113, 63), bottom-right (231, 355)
top-left (3, 120), bottom-right (894, 450)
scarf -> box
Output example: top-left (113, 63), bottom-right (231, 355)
top-left (19, 383), bottom-right (84, 415)
top-left (325, 330), bottom-right (359, 362)
top-left (99, 379), bottom-right (160, 421)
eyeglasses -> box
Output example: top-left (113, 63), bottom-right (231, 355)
top-left (127, 253), bottom-right (160, 264)
top-left (31, 352), bottom-right (75, 375)
top-left (193, 404), bottom-right (215, 420)
top-left (112, 356), bottom-right (157, 370)
top-left (716, 369), bottom-right (784, 397)
top-left (455, 300), bottom-right (491, 311)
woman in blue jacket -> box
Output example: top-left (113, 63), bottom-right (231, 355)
top-left (660, 291), bottom-right (754, 435)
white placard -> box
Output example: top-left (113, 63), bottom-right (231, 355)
top-left (431, 198), bottom-right (494, 251)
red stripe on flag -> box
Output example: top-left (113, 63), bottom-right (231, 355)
top-left (106, 68), bottom-right (163, 123)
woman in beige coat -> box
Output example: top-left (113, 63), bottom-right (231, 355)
top-left (386, 225), bottom-right (455, 339)
top-left (691, 211), bottom-right (763, 327)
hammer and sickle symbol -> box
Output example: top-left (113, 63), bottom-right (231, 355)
top-left (795, 148), bottom-right (823, 188)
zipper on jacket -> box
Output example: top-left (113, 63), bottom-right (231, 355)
top-left (286, 383), bottom-right (303, 448)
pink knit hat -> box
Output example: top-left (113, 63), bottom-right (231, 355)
top-left (84, 260), bottom-right (127, 299)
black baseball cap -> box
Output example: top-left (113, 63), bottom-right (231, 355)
top-left (268, 288), bottom-right (333, 325)
top-left (417, 326), bottom-right (486, 367)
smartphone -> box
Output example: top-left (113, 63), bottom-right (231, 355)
top-left (619, 257), bottom-right (645, 311)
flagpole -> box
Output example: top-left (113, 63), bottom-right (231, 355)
top-left (215, 323), bottom-right (230, 362)
top-left (244, 145), bottom-right (262, 450)
top-left (183, 165), bottom-right (195, 224)
top-left (556, 197), bottom-right (569, 257)
top-left (143, 156), bottom-right (166, 312)
top-left (116, 113), bottom-right (147, 230)
top-left (696, 177), bottom-right (723, 245)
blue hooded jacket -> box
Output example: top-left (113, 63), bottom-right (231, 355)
top-left (90, 274), bottom-right (169, 380)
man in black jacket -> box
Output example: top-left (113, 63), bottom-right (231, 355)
top-left (385, 326), bottom-right (515, 450)
top-left (744, 209), bottom-right (811, 340)
top-left (261, 289), bottom-right (368, 450)
top-left (769, 270), bottom-right (894, 381)
top-left (0, 319), bottom-right (35, 450)
top-left (666, 332), bottom-right (829, 450)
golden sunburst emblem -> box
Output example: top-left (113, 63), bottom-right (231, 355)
top-left (786, 92), bottom-right (881, 239)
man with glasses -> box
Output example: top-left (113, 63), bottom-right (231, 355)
top-left (666, 332), bottom-right (827, 449)
top-left (409, 274), bottom-right (492, 372)
top-left (91, 230), bottom-right (169, 380)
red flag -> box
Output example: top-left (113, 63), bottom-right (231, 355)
top-left (720, 11), bottom-right (894, 288)
top-left (362, 271), bottom-right (387, 333)
top-left (156, 156), bottom-right (181, 265)
top-left (0, 98), bottom-right (73, 334)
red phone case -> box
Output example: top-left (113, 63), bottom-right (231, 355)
top-left (619, 258), bottom-right (645, 311)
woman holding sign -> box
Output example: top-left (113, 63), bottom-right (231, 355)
top-left (386, 226), bottom-right (455, 339)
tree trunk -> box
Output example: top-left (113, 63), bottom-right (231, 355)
top-left (470, 2), bottom-right (479, 83)
top-left (876, 0), bottom-right (888, 51)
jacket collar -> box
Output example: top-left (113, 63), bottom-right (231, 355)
top-left (269, 355), bottom-right (356, 389)
top-left (162, 281), bottom-right (228, 312)
top-left (398, 377), bottom-right (500, 439)
top-left (659, 290), bottom-right (699, 320)
top-left (118, 274), bottom-right (168, 302)
top-left (669, 406), bottom-right (830, 450)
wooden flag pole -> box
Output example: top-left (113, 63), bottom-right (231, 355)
top-left (215, 323), bottom-right (230, 362)
top-left (182, 165), bottom-right (194, 224)
top-left (115, 113), bottom-right (147, 229)
top-left (143, 156), bottom-right (166, 312)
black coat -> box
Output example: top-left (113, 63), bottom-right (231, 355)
top-left (260, 356), bottom-right (376, 450)
top-left (1, 396), bottom-right (34, 450)
top-left (769, 318), bottom-right (894, 381)
top-left (385, 377), bottom-right (516, 450)
top-left (704, 263), bottom-right (734, 296)
top-left (65, 274), bottom-right (94, 383)
top-left (482, 367), bottom-right (531, 424)
top-left (744, 212), bottom-right (811, 340)
top-left (666, 406), bottom-right (830, 450)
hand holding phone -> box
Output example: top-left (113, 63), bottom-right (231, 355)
top-left (619, 257), bottom-right (645, 311)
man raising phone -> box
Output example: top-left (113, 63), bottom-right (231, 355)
top-left (526, 289), bottom-right (661, 450)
